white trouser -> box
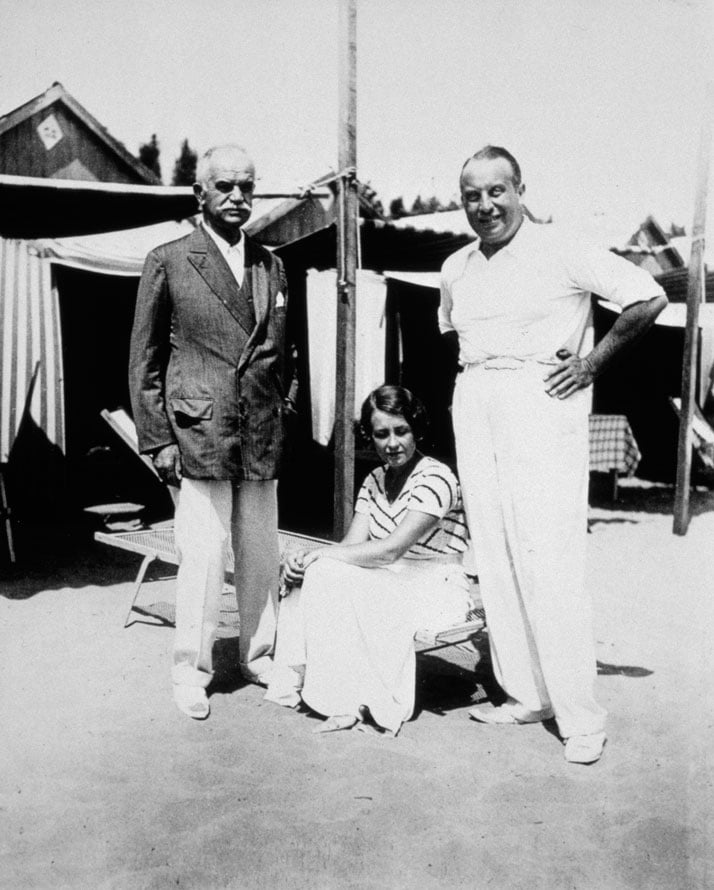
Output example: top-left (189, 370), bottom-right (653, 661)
top-left (172, 478), bottom-right (279, 688)
top-left (453, 362), bottom-right (606, 738)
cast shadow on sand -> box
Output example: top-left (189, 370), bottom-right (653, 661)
top-left (206, 637), bottom-right (253, 696)
top-left (0, 532), bottom-right (151, 599)
top-left (589, 477), bottom-right (714, 518)
top-left (596, 661), bottom-right (653, 678)
top-left (413, 638), bottom-right (653, 722)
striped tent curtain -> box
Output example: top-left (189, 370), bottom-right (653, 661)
top-left (0, 237), bottom-right (64, 463)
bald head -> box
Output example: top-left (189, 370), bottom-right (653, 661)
top-left (460, 145), bottom-right (522, 190)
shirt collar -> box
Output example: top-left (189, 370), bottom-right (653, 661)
top-left (202, 221), bottom-right (244, 257)
top-left (465, 214), bottom-right (531, 261)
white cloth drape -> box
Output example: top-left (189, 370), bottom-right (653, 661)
top-left (306, 269), bottom-right (387, 445)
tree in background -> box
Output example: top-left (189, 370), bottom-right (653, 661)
top-left (410, 194), bottom-right (428, 215)
top-left (387, 194), bottom-right (460, 219)
top-left (138, 134), bottom-right (161, 180)
top-left (411, 194), bottom-right (443, 215)
top-left (355, 181), bottom-right (385, 219)
top-left (389, 197), bottom-right (406, 219)
top-left (172, 139), bottom-right (198, 186)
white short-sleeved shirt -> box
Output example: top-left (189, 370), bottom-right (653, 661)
top-left (439, 218), bottom-right (665, 366)
top-left (354, 456), bottom-right (469, 560)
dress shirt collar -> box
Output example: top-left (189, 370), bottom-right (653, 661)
top-left (202, 222), bottom-right (245, 262)
top-left (202, 222), bottom-right (245, 286)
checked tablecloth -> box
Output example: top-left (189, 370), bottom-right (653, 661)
top-left (588, 414), bottom-right (641, 477)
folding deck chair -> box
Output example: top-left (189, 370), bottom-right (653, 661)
top-left (1, 361), bottom-right (42, 564)
top-left (669, 397), bottom-right (714, 471)
top-left (94, 409), bottom-right (486, 651)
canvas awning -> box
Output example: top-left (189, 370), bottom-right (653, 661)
top-left (0, 174), bottom-right (199, 239)
top-left (32, 219), bottom-right (196, 276)
top-left (1, 220), bottom-right (194, 463)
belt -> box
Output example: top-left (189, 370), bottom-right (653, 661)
top-left (462, 356), bottom-right (559, 371)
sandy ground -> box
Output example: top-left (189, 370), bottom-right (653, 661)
top-left (2, 480), bottom-right (713, 890)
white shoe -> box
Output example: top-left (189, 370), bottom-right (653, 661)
top-left (241, 669), bottom-right (273, 688)
top-left (264, 666), bottom-right (303, 708)
top-left (173, 685), bottom-right (210, 720)
top-left (564, 731), bottom-right (607, 764)
top-left (240, 658), bottom-right (278, 688)
top-left (469, 702), bottom-right (553, 724)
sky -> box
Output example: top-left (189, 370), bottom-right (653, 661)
top-left (0, 0), bottom-right (710, 245)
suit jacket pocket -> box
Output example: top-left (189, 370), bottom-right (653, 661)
top-left (170, 397), bottom-right (213, 428)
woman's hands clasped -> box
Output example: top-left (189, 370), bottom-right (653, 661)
top-left (282, 549), bottom-right (307, 588)
top-left (281, 547), bottom-right (332, 590)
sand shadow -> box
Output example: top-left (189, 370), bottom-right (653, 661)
top-left (206, 637), bottom-right (252, 696)
top-left (588, 516), bottom-right (638, 527)
top-left (416, 648), bottom-right (653, 723)
top-left (413, 636), bottom-right (505, 718)
top-left (597, 661), bottom-right (653, 677)
top-left (1, 533), bottom-right (151, 599)
top-left (589, 479), bottom-right (714, 518)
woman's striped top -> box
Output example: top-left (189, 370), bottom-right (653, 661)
top-left (354, 456), bottom-right (470, 559)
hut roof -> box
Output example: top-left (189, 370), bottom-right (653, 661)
top-left (0, 82), bottom-right (160, 185)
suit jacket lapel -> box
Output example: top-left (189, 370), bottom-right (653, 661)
top-left (245, 236), bottom-right (270, 325)
top-left (187, 227), bottom-right (255, 336)
top-left (236, 236), bottom-right (274, 375)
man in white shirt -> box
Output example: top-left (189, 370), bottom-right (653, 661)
top-left (440, 145), bottom-right (667, 763)
top-left (129, 145), bottom-right (296, 719)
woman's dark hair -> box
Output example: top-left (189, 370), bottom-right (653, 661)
top-left (359, 385), bottom-right (429, 442)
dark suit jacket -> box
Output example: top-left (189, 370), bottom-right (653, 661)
top-left (128, 226), bottom-right (294, 481)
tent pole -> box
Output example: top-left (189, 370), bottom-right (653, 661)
top-left (673, 83), bottom-right (713, 535)
top-left (333, 0), bottom-right (358, 539)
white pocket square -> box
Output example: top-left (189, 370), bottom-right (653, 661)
top-left (275, 292), bottom-right (285, 308)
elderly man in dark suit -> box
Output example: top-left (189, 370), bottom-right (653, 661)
top-left (129, 144), bottom-right (296, 719)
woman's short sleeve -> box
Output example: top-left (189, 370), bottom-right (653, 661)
top-left (405, 464), bottom-right (459, 519)
top-left (354, 471), bottom-right (377, 515)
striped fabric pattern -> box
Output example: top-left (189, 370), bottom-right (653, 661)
top-left (355, 456), bottom-right (470, 559)
top-left (0, 238), bottom-right (65, 463)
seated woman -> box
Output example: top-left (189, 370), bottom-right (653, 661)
top-left (266, 385), bottom-right (472, 735)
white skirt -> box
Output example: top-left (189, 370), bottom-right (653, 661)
top-left (267, 557), bottom-right (471, 733)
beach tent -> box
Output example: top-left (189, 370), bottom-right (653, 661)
top-left (1, 219), bottom-right (195, 462)
top-left (0, 172), bottom-right (304, 483)
top-left (594, 299), bottom-right (714, 481)
top-left (0, 218), bottom-right (197, 522)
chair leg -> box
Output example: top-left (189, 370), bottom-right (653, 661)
top-left (125, 554), bottom-right (157, 627)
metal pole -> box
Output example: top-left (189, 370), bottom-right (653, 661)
top-left (333, 0), bottom-right (358, 539)
top-left (673, 83), bottom-right (713, 535)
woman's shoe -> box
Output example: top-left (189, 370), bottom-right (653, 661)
top-left (312, 714), bottom-right (359, 733)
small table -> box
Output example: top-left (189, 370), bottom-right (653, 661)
top-left (589, 414), bottom-right (641, 499)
